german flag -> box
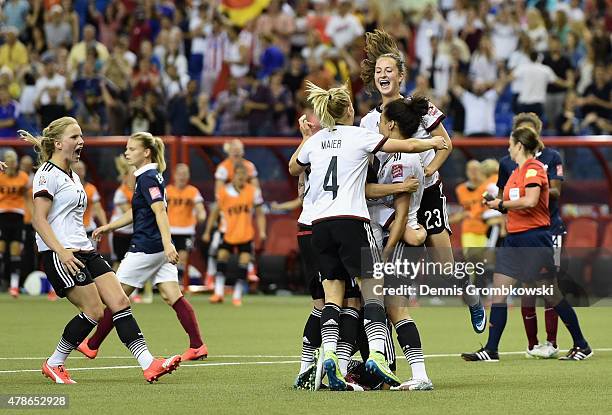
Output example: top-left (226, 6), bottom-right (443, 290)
top-left (219, 0), bottom-right (271, 27)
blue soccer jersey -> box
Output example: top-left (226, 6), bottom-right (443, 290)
top-left (497, 148), bottom-right (565, 234)
top-left (130, 163), bottom-right (167, 254)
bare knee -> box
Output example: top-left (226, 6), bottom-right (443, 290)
top-left (106, 292), bottom-right (131, 312)
top-left (82, 304), bottom-right (106, 322)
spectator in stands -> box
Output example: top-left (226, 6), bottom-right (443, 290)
top-left (201, 16), bottom-right (227, 95)
top-left (469, 34), bottom-right (498, 87)
top-left (73, 61), bottom-right (104, 136)
top-left (2, 0), bottom-right (29, 33)
top-left (244, 71), bottom-right (274, 136)
top-left (566, 31), bottom-right (586, 69)
top-left (114, 34), bottom-right (137, 69)
top-left (131, 58), bottom-right (160, 98)
top-left (282, 54), bottom-right (307, 103)
top-left (36, 85), bottom-right (73, 129)
top-left (128, 8), bottom-right (153, 53)
top-left (565, 0), bottom-right (585, 23)
top-left (168, 79), bottom-right (199, 135)
top-left (306, 0), bottom-right (332, 45)
top-left (551, 9), bottom-right (571, 45)
top-left (140, 40), bottom-right (162, 71)
top-left (451, 65), bottom-right (508, 137)
top-left (510, 51), bottom-right (572, 119)
top-left (161, 64), bottom-right (188, 101)
top-left (543, 35), bottom-right (575, 133)
top-left (290, 0), bottom-right (310, 54)
top-left (270, 70), bottom-right (294, 136)
top-left (0, 86), bottom-right (19, 138)
top-left (459, 7), bottom-right (484, 53)
top-left (0, 26), bottom-right (28, 73)
top-left (68, 24), bottom-right (109, 72)
top-left (255, 0), bottom-right (295, 54)
top-left (557, 91), bottom-right (580, 136)
top-left (446, 0), bottom-right (468, 34)
top-left (325, 0), bottom-right (364, 50)
top-left (0, 66), bottom-right (20, 99)
top-left (224, 25), bottom-right (250, 82)
top-left (525, 8), bottom-right (548, 53)
top-left (258, 33), bottom-right (285, 80)
top-left (578, 64), bottom-right (612, 134)
top-left (490, 5), bottom-right (519, 62)
top-left (90, 0), bottom-right (127, 49)
top-left (100, 80), bottom-right (129, 135)
top-left (215, 77), bottom-right (249, 136)
top-left (35, 54), bottom-right (66, 107)
top-left (44, 5), bottom-right (72, 49)
top-left (416, 4), bottom-right (443, 64)
top-left (144, 91), bottom-right (167, 136)
top-left (507, 33), bottom-right (533, 112)
top-left (18, 71), bottom-right (38, 132)
top-left (188, 93), bottom-right (216, 136)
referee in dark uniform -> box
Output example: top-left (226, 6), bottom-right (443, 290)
top-left (462, 126), bottom-right (592, 362)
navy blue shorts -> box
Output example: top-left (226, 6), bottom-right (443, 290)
top-left (494, 227), bottom-right (555, 282)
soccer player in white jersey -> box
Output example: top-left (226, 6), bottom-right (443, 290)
top-left (78, 132), bottom-right (208, 362)
top-left (289, 81), bottom-right (447, 391)
top-left (19, 117), bottom-right (180, 384)
top-left (359, 29), bottom-right (486, 333)
top-left (366, 97), bottom-right (435, 391)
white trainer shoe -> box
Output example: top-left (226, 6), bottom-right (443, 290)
top-left (390, 378), bottom-right (434, 391)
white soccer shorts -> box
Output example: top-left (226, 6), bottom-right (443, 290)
top-left (116, 251), bottom-right (178, 289)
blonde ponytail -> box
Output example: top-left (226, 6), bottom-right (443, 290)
top-left (19, 116), bottom-right (78, 167)
top-left (130, 132), bottom-right (166, 173)
top-left (305, 81), bottom-right (351, 130)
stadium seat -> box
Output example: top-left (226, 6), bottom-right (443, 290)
top-left (600, 220), bottom-right (612, 253)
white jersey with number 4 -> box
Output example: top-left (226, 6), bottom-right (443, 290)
top-left (33, 161), bottom-right (93, 252)
top-left (297, 125), bottom-right (387, 223)
top-left (360, 101), bottom-right (446, 189)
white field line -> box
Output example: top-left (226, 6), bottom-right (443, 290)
top-left (0, 348), bottom-right (611, 374)
top-left (1, 348), bottom-right (612, 361)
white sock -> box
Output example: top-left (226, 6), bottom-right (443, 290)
top-left (207, 256), bottom-right (217, 276)
top-left (138, 350), bottom-right (155, 369)
top-left (411, 361), bottom-right (428, 380)
top-left (10, 273), bottom-right (19, 289)
top-left (214, 275), bottom-right (225, 297)
top-left (233, 281), bottom-right (243, 301)
top-left (48, 338), bottom-right (73, 367)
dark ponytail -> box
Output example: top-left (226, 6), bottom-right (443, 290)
top-left (383, 96), bottom-right (429, 138)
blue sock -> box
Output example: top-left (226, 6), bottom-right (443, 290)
top-left (484, 303), bottom-right (508, 352)
top-left (554, 299), bottom-right (588, 349)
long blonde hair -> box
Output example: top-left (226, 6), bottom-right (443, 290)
top-left (19, 117), bottom-right (78, 167)
top-left (305, 81), bottom-right (351, 130)
top-left (130, 132), bottom-right (166, 173)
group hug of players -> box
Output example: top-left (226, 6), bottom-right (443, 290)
top-left (285, 30), bottom-right (592, 392)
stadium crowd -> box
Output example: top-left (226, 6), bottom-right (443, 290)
top-left (0, 0), bottom-right (610, 140)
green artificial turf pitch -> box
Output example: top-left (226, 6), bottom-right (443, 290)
top-left (1, 295), bottom-right (611, 414)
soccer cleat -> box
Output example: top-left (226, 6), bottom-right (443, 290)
top-left (390, 378), bottom-right (434, 391)
top-left (314, 348), bottom-right (324, 391)
top-left (76, 340), bottom-right (98, 359)
top-left (47, 290), bottom-right (58, 301)
top-left (469, 302), bottom-right (487, 333)
top-left (232, 298), bottom-right (242, 307)
top-left (527, 341), bottom-right (559, 359)
top-left (323, 351), bottom-right (347, 391)
top-left (559, 345), bottom-right (593, 361)
top-left (364, 351), bottom-right (401, 387)
top-left (293, 363), bottom-right (316, 390)
top-left (143, 355), bottom-right (181, 383)
top-left (209, 294), bottom-right (224, 304)
top-left (345, 382), bottom-right (365, 391)
top-left (461, 347), bottom-right (499, 362)
top-left (42, 360), bottom-right (76, 384)
top-left (181, 343), bottom-right (208, 361)
top-left (205, 274), bottom-right (215, 290)
top-left (9, 287), bottom-right (19, 298)
top-left (525, 346), bottom-right (538, 359)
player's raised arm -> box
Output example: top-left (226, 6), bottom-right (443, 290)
top-left (381, 135), bottom-right (447, 154)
